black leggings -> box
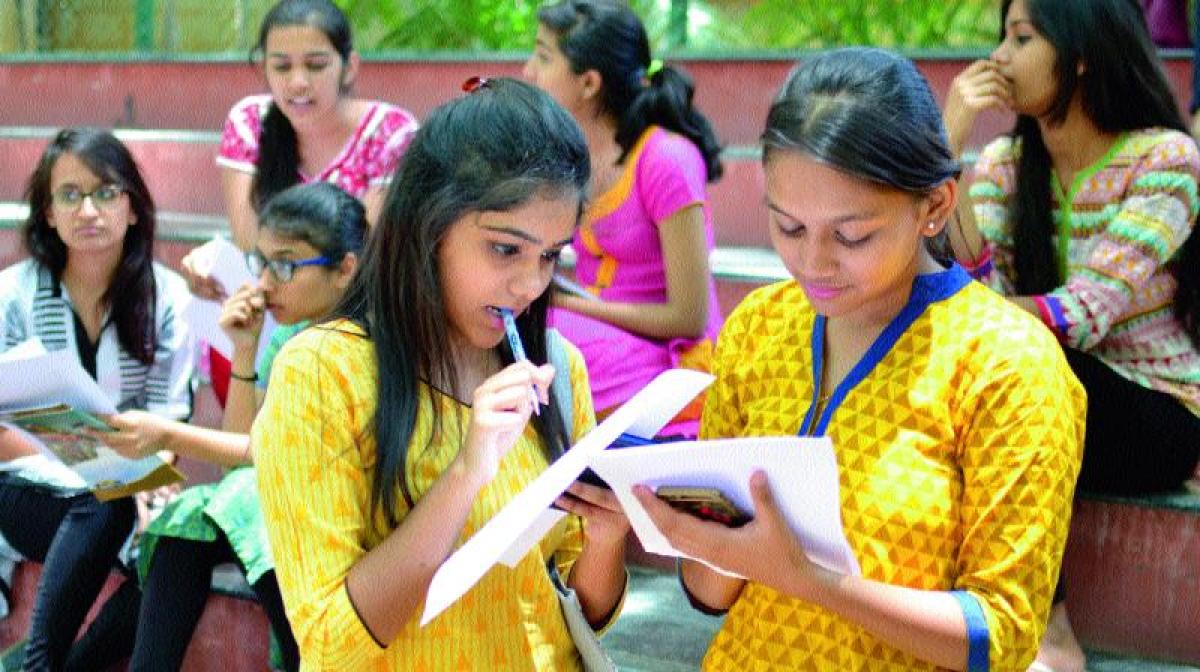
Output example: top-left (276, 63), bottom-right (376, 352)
top-left (67, 533), bottom-right (301, 671)
top-left (0, 480), bottom-right (135, 672)
top-left (1053, 348), bottom-right (1200, 603)
top-left (128, 534), bottom-right (300, 672)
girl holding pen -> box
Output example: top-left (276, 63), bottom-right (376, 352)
top-left (253, 78), bottom-right (629, 670)
top-left (634, 49), bottom-right (1086, 671)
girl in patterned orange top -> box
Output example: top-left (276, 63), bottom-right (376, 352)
top-left (252, 78), bottom-right (629, 670)
top-left (634, 48), bottom-right (1086, 671)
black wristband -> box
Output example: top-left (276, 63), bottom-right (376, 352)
top-left (229, 370), bottom-right (258, 383)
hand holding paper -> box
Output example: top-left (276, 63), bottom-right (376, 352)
top-left (419, 367), bottom-right (860, 627)
top-left (180, 237), bottom-right (276, 362)
top-left (590, 436), bottom-right (860, 578)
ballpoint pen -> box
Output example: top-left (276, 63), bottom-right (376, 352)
top-left (500, 308), bottom-right (541, 416)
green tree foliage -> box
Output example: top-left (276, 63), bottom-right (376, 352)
top-left (693, 1), bottom-right (999, 50)
top-left (333, 0), bottom-right (999, 53)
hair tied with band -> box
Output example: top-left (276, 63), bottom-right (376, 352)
top-left (639, 58), bottom-right (664, 87)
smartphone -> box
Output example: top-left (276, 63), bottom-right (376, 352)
top-left (655, 486), bottom-right (751, 527)
top-left (576, 433), bottom-right (680, 489)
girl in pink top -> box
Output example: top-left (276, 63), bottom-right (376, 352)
top-left (525, 0), bottom-right (724, 436)
top-left (186, 0), bottom-right (418, 300)
top-left (185, 0), bottom-right (418, 406)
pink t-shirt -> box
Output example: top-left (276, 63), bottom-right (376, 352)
top-left (551, 126), bottom-right (723, 435)
top-left (216, 94), bottom-right (419, 197)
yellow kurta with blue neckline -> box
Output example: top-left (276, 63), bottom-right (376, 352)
top-left (700, 266), bottom-right (1085, 671)
top-left (252, 320), bottom-right (602, 671)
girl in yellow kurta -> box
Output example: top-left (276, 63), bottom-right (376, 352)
top-left (634, 48), bottom-right (1086, 671)
top-left (252, 78), bottom-right (629, 670)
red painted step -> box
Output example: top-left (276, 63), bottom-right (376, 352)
top-left (1063, 493), bottom-right (1200, 664)
top-left (0, 56), bottom-right (1192, 147)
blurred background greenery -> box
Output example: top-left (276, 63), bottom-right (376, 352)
top-left (0, 0), bottom-right (1001, 55)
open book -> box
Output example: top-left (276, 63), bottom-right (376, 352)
top-left (420, 368), bottom-right (858, 625)
top-left (0, 341), bottom-right (183, 501)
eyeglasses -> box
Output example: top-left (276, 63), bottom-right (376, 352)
top-left (245, 252), bottom-right (331, 282)
top-left (51, 184), bottom-right (126, 211)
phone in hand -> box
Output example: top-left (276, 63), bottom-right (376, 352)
top-left (655, 486), bottom-right (751, 527)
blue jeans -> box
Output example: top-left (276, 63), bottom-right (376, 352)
top-left (0, 478), bottom-right (135, 671)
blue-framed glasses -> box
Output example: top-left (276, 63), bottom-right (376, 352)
top-left (245, 252), bottom-right (331, 282)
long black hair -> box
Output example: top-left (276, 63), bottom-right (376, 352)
top-left (258, 181), bottom-right (367, 263)
top-left (23, 128), bottom-right (159, 365)
top-left (762, 48), bottom-right (962, 262)
top-left (250, 0), bottom-right (353, 211)
top-left (333, 78), bottom-right (590, 525)
top-left (1001, 0), bottom-right (1196, 345)
top-left (537, 0), bottom-right (723, 181)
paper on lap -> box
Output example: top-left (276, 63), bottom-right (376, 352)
top-left (0, 341), bottom-right (183, 497)
top-left (0, 342), bottom-right (116, 415)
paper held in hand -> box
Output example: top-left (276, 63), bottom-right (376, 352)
top-left (0, 341), bottom-right (183, 501)
top-left (420, 368), bottom-right (858, 626)
top-left (179, 237), bottom-right (276, 363)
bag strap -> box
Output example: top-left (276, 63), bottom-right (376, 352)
top-left (546, 328), bottom-right (574, 433)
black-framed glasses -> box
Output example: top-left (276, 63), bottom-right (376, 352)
top-left (51, 184), bottom-right (126, 211)
top-left (245, 252), bottom-right (331, 282)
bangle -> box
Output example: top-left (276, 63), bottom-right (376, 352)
top-left (229, 370), bottom-right (258, 383)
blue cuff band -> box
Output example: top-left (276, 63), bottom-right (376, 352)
top-left (951, 590), bottom-right (989, 672)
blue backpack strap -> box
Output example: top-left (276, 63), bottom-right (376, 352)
top-left (546, 328), bottom-right (574, 434)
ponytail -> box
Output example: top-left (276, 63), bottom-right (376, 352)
top-left (620, 64), bottom-right (723, 182)
top-left (251, 104), bottom-right (301, 211)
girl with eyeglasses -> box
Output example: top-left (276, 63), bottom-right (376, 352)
top-left (253, 78), bottom-right (629, 670)
top-left (75, 181), bottom-right (363, 671)
top-left (523, 0), bottom-right (724, 437)
top-left (0, 128), bottom-right (194, 671)
top-left (944, 1), bottom-right (1200, 667)
top-left (181, 0), bottom-right (418, 407)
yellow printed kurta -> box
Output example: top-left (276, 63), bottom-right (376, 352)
top-left (700, 276), bottom-right (1085, 672)
top-left (252, 321), bottom-right (598, 671)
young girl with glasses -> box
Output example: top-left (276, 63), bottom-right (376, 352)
top-left (89, 181), bottom-right (365, 671)
top-left (0, 128), bottom-right (194, 671)
top-left (253, 78), bottom-right (629, 670)
top-left (524, 0), bottom-right (724, 437)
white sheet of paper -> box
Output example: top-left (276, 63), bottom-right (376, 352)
top-left (0, 346), bottom-right (116, 414)
top-left (590, 436), bottom-right (861, 577)
top-left (180, 237), bottom-right (276, 361)
top-left (0, 338), bottom-right (48, 362)
top-left (420, 368), bottom-right (714, 626)
top-left (496, 507), bottom-right (567, 569)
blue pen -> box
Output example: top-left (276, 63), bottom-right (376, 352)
top-left (500, 308), bottom-right (541, 416)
